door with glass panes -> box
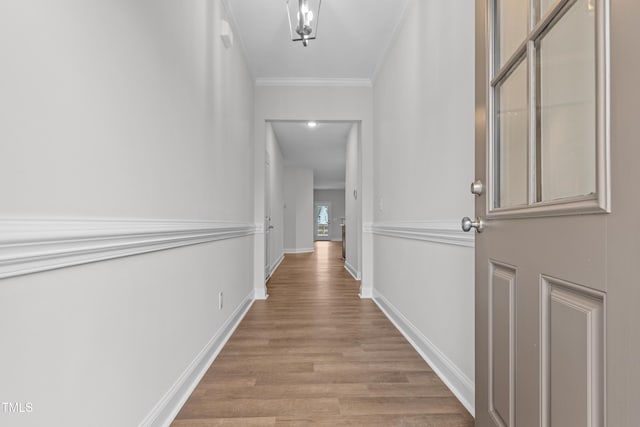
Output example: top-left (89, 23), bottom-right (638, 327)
top-left (471, 0), bottom-right (616, 425)
top-left (315, 202), bottom-right (331, 241)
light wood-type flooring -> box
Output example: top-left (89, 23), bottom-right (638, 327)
top-left (173, 241), bottom-right (473, 426)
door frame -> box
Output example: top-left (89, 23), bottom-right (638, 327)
top-left (254, 113), bottom-right (367, 299)
top-left (264, 153), bottom-right (272, 280)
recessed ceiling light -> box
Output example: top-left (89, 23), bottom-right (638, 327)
top-left (307, 121), bottom-right (317, 128)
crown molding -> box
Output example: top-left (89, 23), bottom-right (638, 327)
top-left (255, 77), bottom-right (373, 88)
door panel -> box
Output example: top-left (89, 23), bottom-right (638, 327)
top-left (542, 276), bottom-right (605, 427)
top-left (489, 263), bottom-right (516, 427)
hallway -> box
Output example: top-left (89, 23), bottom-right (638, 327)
top-left (173, 242), bottom-right (473, 426)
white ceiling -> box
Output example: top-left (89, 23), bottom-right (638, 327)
top-left (271, 121), bottom-right (352, 190)
top-left (225, 0), bottom-right (409, 84)
top-left (228, 2), bottom-right (402, 189)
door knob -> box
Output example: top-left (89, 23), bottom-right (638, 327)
top-left (470, 180), bottom-right (484, 196)
top-left (461, 217), bottom-right (484, 233)
top-left (268, 225), bottom-right (275, 230)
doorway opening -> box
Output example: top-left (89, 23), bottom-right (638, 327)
top-left (262, 120), bottom-right (361, 282)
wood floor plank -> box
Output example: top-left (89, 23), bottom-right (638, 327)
top-left (274, 414), bottom-right (473, 427)
top-left (253, 371), bottom-right (411, 386)
top-left (172, 417), bottom-right (276, 427)
top-left (178, 398), bottom-right (340, 418)
top-left (313, 361), bottom-right (433, 373)
top-left (200, 384), bottom-right (370, 399)
top-left (339, 397), bottom-right (469, 416)
top-left (172, 242), bottom-right (473, 425)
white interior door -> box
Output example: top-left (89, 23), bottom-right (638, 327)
top-left (473, 0), bottom-right (615, 425)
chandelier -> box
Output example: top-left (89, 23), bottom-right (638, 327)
top-left (286, 0), bottom-right (321, 47)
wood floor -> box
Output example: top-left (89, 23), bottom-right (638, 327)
top-left (173, 241), bottom-right (473, 426)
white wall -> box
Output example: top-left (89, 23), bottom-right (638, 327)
top-left (265, 123), bottom-right (285, 273)
top-left (254, 87), bottom-right (371, 296)
top-left (0, 1), bottom-right (255, 426)
top-left (313, 190), bottom-right (346, 241)
top-left (371, 0), bottom-right (476, 413)
top-left (345, 124), bottom-right (361, 278)
top-left (283, 168), bottom-right (314, 253)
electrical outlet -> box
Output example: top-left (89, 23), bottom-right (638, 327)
top-left (218, 292), bottom-right (223, 310)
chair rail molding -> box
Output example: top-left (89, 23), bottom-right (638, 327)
top-left (0, 218), bottom-right (256, 280)
top-left (369, 220), bottom-right (474, 248)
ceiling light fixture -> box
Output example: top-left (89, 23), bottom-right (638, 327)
top-left (286, 0), bottom-right (321, 47)
top-left (307, 121), bottom-right (317, 128)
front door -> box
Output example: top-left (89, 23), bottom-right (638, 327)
top-left (471, 0), bottom-right (631, 425)
top-left (315, 202), bottom-right (331, 241)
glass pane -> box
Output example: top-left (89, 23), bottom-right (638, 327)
top-left (540, 0), bottom-right (556, 18)
top-left (496, 0), bottom-right (528, 68)
top-left (538, 0), bottom-right (596, 202)
top-left (496, 61), bottom-right (528, 208)
top-left (540, 0), bottom-right (596, 20)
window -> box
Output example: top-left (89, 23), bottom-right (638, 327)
top-left (316, 205), bottom-right (329, 237)
top-left (489, 0), bottom-right (609, 217)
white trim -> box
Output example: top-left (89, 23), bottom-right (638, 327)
top-left (372, 290), bottom-right (475, 416)
top-left (269, 253), bottom-right (285, 277)
top-left (255, 77), bottom-right (372, 88)
top-left (0, 218), bottom-right (256, 280)
top-left (370, 221), bottom-right (474, 248)
top-left (283, 248), bottom-right (314, 254)
top-left (254, 286), bottom-right (269, 300)
top-left (370, 0), bottom-right (412, 84)
top-left (140, 291), bottom-right (254, 427)
top-left (359, 286), bottom-right (373, 299)
top-left (344, 260), bottom-right (361, 281)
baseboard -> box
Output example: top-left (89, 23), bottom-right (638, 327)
top-left (139, 291), bottom-right (255, 427)
top-left (269, 253), bottom-right (285, 277)
top-left (254, 286), bottom-right (269, 300)
top-left (372, 290), bottom-right (475, 416)
top-left (359, 286), bottom-right (373, 299)
top-left (344, 260), bottom-right (361, 281)
top-left (283, 248), bottom-right (314, 254)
